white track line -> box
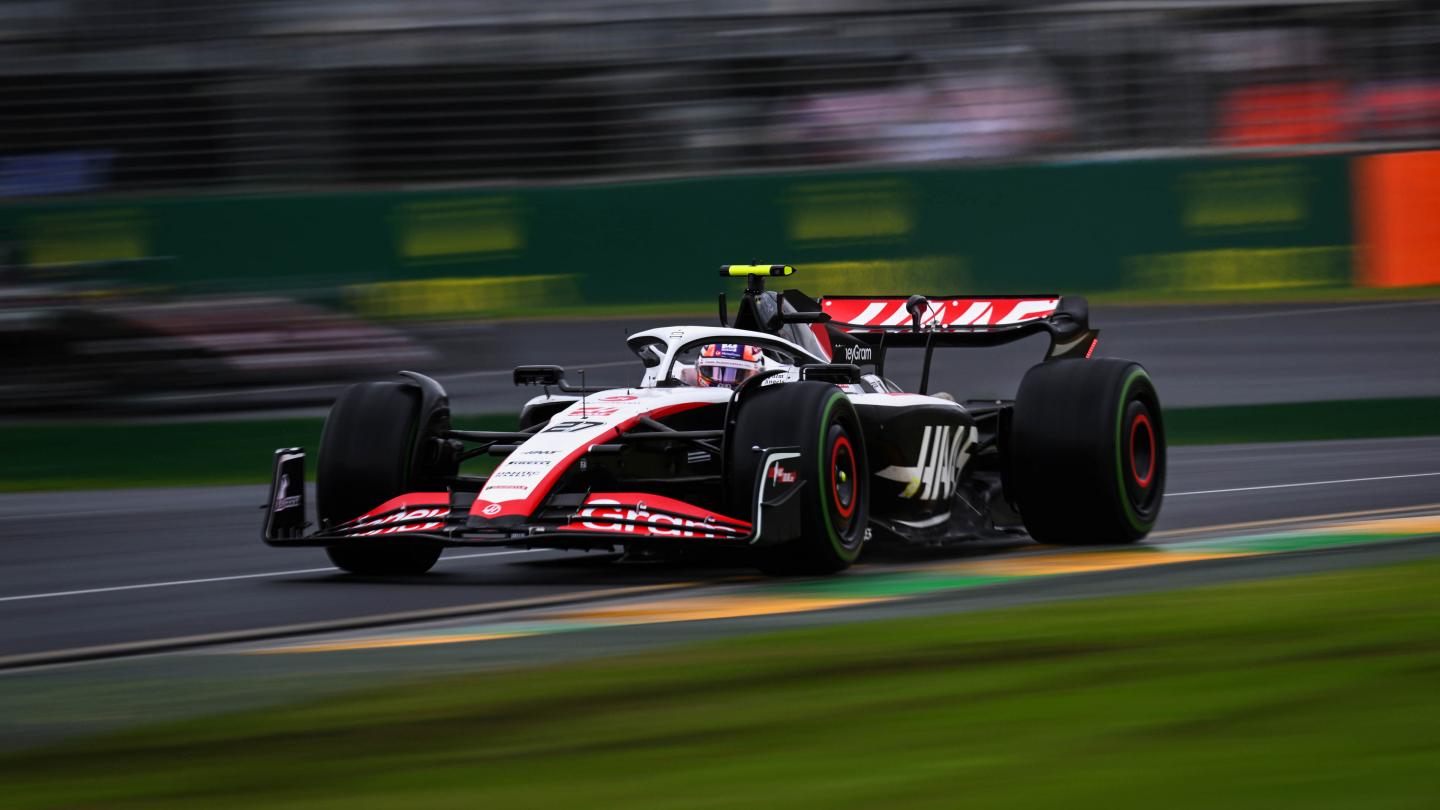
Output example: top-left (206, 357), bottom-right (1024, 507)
top-left (0, 549), bottom-right (547, 603)
top-left (8, 473), bottom-right (1437, 602)
top-left (1169, 471), bottom-right (1440, 497)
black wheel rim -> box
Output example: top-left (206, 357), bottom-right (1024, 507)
top-left (831, 433), bottom-right (857, 522)
top-left (1130, 411), bottom-right (1155, 490)
top-left (823, 420), bottom-right (865, 552)
top-left (1121, 397), bottom-right (1163, 519)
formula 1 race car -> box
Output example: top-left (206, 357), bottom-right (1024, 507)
top-left (264, 265), bottom-right (1165, 576)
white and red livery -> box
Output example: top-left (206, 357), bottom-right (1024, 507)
top-left (264, 265), bottom-right (1165, 576)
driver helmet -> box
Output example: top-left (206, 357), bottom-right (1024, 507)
top-left (697, 343), bottom-right (764, 388)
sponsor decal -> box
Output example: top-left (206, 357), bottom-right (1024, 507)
top-left (841, 345), bottom-right (873, 363)
top-left (348, 276), bottom-right (576, 319)
top-left (785, 180), bottom-right (914, 244)
top-left (352, 507), bottom-right (448, 536)
top-left (822, 298), bottom-right (1058, 329)
top-left (562, 493), bottom-right (750, 539)
top-left (576, 500), bottom-right (736, 538)
top-left (475, 400), bottom-right (716, 520)
top-left (543, 419), bottom-right (606, 433)
top-left (481, 503), bottom-right (503, 516)
top-left (566, 405), bottom-right (621, 418)
top-left (273, 473), bottom-right (301, 511)
top-left (876, 425), bottom-right (974, 500)
top-left (768, 464), bottom-right (798, 486)
top-left (598, 395), bottom-right (638, 401)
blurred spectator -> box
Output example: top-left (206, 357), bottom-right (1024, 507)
top-left (1215, 78), bottom-right (1440, 148)
top-left (1215, 81), bottom-right (1349, 147)
top-left (4, 2), bottom-right (1440, 187)
top-left (1351, 80), bottom-right (1440, 139)
top-left (0, 151), bottom-right (112, 197)
top-left (773, 57), bottom-right (1074, 164)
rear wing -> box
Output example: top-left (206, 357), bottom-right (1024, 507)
top-left (807, 293), bottom-right (1098, 392)
top-left (713, 267), bottom-right (1097, 387)
top-left (821, 295), bottom-right (1060, 331)
top-left (816, 294), bottom-right (1095, 354)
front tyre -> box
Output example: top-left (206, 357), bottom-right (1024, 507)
top-left (1009, 359), bottom-right (1165, 545)
top-left (728, 382), bottom-right (869, 575)
top-left (317, 381), bottom-right (452, 575)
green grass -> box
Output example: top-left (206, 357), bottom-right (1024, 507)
top-left (3, 558), bottom-right (1438, 808)
top-left (2, 397), bottom-right (1437, 492)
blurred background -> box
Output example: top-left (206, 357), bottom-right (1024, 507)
top-left (7, 0), bottom-right (1440, 187)
top-left (3, 0), bottom-right (1440, 415)
top-left (3, 6), bottom-right (1440, 791)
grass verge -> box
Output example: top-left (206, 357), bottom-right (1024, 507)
top-left (2, 396), bottom-right (1437, 492)
top-left (2, 394), bottom-right (1440, 490)
top-left (2, 558), bottom-right (1437, 808)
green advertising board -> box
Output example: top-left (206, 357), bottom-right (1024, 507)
top-left (1, 155), bottom-right (1354, 316)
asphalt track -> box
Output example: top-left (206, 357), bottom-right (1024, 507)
top-left (142, 299), bottom-right (1440, 414)
top-left (401, 299), bottom-right (1440, 411)
top-left (2, 435), bottom-right (1437, 663)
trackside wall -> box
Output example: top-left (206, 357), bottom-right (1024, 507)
top-left (0, 155), bottom-right (1377, 315)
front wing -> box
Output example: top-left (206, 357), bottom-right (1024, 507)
top-left (262, 447), bottom-right (806, 551)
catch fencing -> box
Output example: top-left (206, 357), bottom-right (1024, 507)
top-left (3, 0), bottom-right (1440, 195)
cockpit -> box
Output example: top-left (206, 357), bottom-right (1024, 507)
top-left (626, 326), bottom-right (825, 390)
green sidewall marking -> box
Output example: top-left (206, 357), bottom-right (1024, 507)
top-left (816, 392), bottom-right (860, 562)
top-left (1114, 368), bottom-right (1152, 533)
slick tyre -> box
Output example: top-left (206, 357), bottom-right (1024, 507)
top-left (317, 381), bottom-right (452, 575)
top-left (729, 382), bottom-right (869, 575)
top-left (1009, 359), bottom-right (1165, 545)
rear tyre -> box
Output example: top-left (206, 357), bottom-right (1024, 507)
top-left (728, 382), bottom-right (869, 575)
top-left (1009, 359), bottom-right (1165, 545)
top-left (317, 381), bottom-right (452, 575)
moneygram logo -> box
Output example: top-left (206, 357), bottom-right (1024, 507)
top-left (578, 499), bottom-right (739, 538)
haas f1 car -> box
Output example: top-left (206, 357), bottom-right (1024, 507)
top-left (264, 265), bottom-right (1165, 575)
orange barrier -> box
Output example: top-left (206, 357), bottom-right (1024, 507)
top-left (1355, 150), bottom-right (1440, 287)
